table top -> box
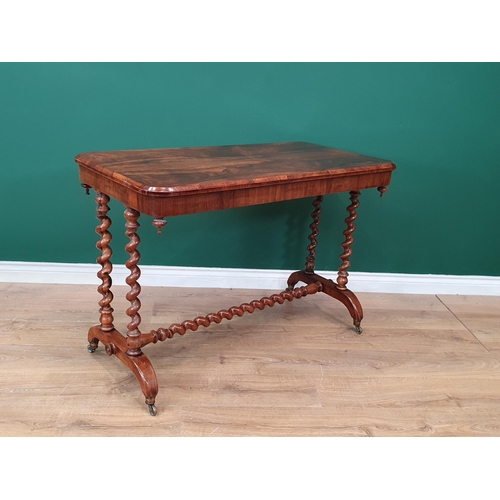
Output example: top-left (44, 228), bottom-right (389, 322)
top-left (76, 142), bottom-right (396, 217)
top-left (76, 142), bottom-right (395, 196)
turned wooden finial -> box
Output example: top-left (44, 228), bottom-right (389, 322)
top-left (377, 186), bottom-right (388, 197)
top-left (152, 218), bottom-right (167, 234)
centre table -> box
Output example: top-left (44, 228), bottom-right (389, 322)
top-left (75, 142), bottom-right (396, 415)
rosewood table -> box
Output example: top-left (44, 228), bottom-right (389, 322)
top-left (75, 142), bottom-right (396, 415)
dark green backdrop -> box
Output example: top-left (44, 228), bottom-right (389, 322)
top-left (1, 63), bottom-right (499, 275)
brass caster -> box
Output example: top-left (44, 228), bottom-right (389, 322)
top-left (87, 344), bottom-right (97, 353)
top-left (147, 403), bottom-right (157, 416)
top-left (354, 325), bottom-right (363, 335)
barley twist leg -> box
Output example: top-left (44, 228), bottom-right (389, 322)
top-left (123, 207), bottom-right (158, 414)
top-left (304, 195), bottom-right (323, 275)
top-left (88, 192), bottom-right (114, 352)
top-left (287, 190), bottom-right (363, 333)
top-left (124, 207), bottom-right (143, 356)
top-left (337, 190), bottom-right (360, 290)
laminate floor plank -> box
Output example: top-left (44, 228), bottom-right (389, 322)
top-left (0, 283), bottom-right (499, 436)
top-left (437, 295), bottom-right (500, 359)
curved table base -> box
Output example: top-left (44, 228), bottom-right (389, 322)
top-left (87, 325), bottom-right (159, 415)
top-left (287, 270), bottom-right (363, 333)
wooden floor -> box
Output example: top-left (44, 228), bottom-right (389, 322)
top-left (0, 282), bottom-right (499, 436)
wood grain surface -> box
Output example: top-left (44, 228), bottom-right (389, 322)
top-left (1, 283), bottom-right (498, 436)
top-left (76, 142), bottom-right (395, 217)
top-left (76, 142), bottom-right (395, 196)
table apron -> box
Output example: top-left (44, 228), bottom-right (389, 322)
top-left (79, 168), bottom-right (392, 217)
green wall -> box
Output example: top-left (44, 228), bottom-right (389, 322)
top-left (1, 63), bottom-right (499, 276)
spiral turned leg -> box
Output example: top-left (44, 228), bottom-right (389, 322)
top-left (84, 202), bottom-right (158, 414)
top-left (124, 207), bottom-right (143, 356)
top-left (123, 207), bottom-right (158, 414)
top-left (287, 196), bottom-right (323, 292)
top-left (304, 195), bottom-right (323, 275)
top-left (337, 191), bottom-right (360, 290)
top-left (336, 190), bottom-right (363, 332)
top-left (88, 192), bottom-right (115, 353)
top-left (287, 190), bottom-right (364, 333)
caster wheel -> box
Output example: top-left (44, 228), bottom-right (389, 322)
top-left (148, 404), bottom-right (157, 416)
top-left (354, 325), bottom-right (363, 335)
top-left (87, 344), bottom-right (97, 353)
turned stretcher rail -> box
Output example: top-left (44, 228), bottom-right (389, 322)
top-left (136, 282), bottom-right (323, 348)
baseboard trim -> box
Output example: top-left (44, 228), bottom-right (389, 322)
top-left (0, 261), bottom-right (499, 296)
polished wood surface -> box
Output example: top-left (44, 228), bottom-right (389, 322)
top-left (337, 190), bottom-right (361, 290)
top-left (150, 282), bottom-right (322, 344)
top-left (76, 142), bottom-right (395, 414)
top-left (76, 142), bottom-right (395, 195)
top-left (1, 283), bottom-right (499, 436)
top-left (95, 192), bottom-right (114, 332)
top-left (304, 195), bottom-right (323, 274)
top-left (76, 142), bottom-right (395, 217)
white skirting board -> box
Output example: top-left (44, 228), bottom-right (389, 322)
top-left (0, 261), bottom-right (499, 296)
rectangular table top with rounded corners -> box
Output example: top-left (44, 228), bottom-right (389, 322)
top-left (76, 142), bottom-right (396, 217)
